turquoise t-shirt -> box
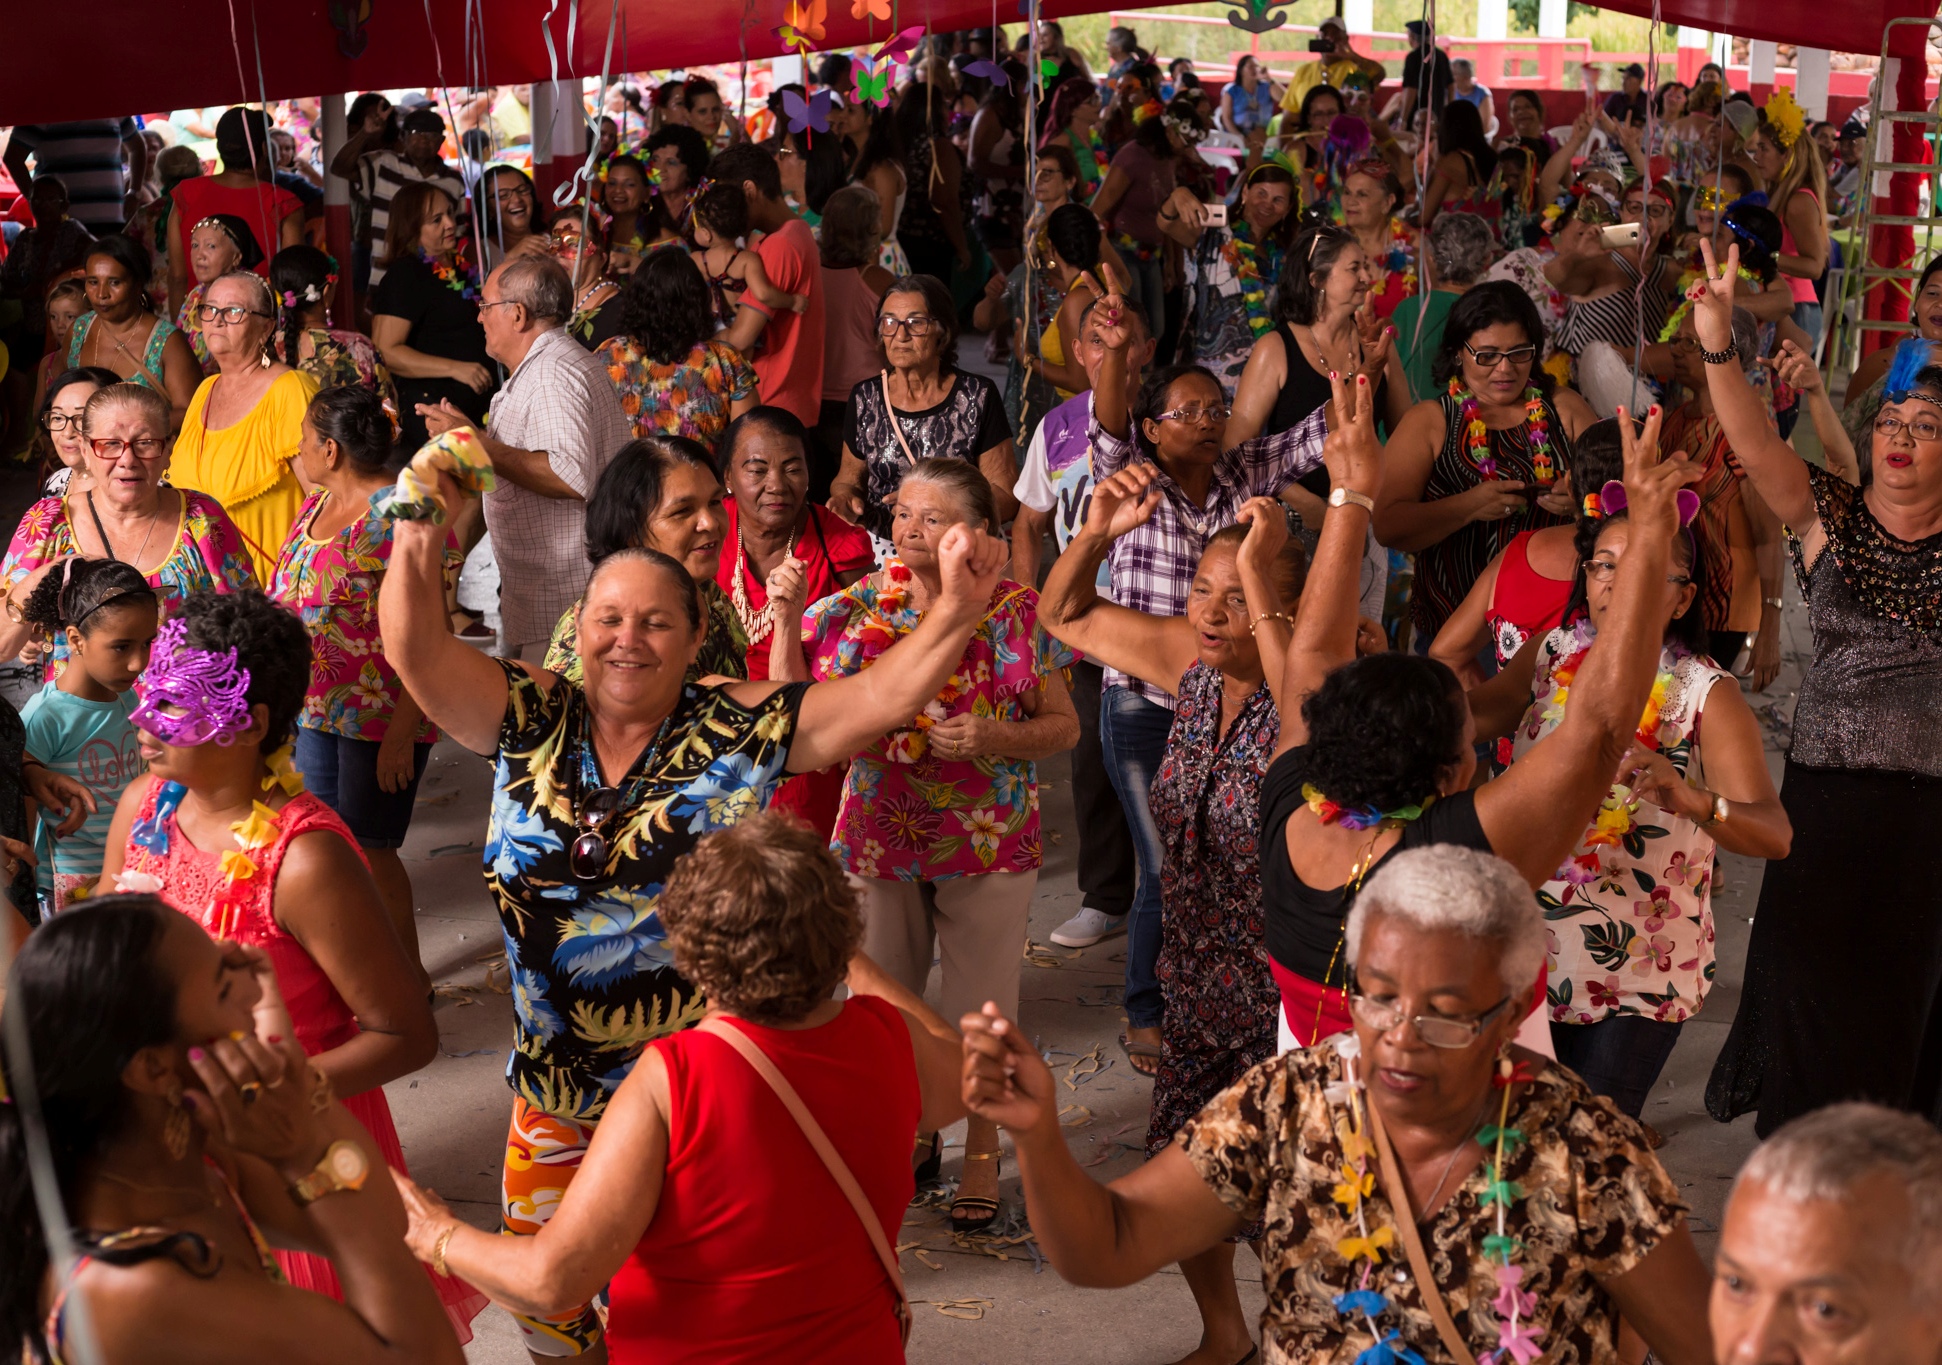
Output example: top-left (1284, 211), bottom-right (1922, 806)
top-left (19, 683), bottom-right (142, 899)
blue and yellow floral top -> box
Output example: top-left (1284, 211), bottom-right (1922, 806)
top-left (486, 660), bottom-right (804, 1120)
top-left (804, 564), bottom-right (1075, 882)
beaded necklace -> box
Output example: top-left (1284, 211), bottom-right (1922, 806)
top-left (1326, 1036), bottom-right (1544, 1365)
top-left (1447, 379), bottom-right (1556, 486)
top-left (729, 521), bottom-right (800, 645)
top-left (419, 249), bottom-right (480, 303)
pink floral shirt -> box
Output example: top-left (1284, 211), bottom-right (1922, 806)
top-left (1511, 627), bottom-right (1731, 1025)
top-left (268, 489), bottom-right (459, 743)
top-left (804, 564), bottom-right (1075, 882)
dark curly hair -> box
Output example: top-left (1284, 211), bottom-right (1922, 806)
top-left (174, 588), bottom-right (312, 752)
top-left (643, 124), bottom-right (712, 187)
top-left (19, 557), bottom-right (155, 638)
top-left (1045, 202), bottom-right (1101, 272)
top-left (306, 383), bottom-right (395, 472)
top-left (657, 810), bottom-right (862, 1024)
top-left (1561, 417), bottom-right (1708, 655)
top-left (0, 897), bottom-right (180, 1365)
top-left (1431, 280), bottom-right (1553, 396)
top-left (617, 249), bottom-right (714, 365)
top-left (1289, 654), bottom-right (1470, 811)
top-left (691, 181), bottom-right (749, 245)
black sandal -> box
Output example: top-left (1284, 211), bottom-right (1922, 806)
top-left (913, 1130), bottom-right (942, 1183)
top-left (949, 1150), bottom-right (1000, 1235)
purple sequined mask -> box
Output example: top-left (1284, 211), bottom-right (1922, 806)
top-left (130, 618), bottom-right (254, 746)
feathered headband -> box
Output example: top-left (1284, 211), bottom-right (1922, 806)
top-left (1882, 336), bottom-right (1942, 408)
top-left (1762, 86), bottom-right (1807, 150)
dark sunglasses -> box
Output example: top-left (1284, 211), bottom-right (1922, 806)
top-left (569, 786), bottom-right (624, 882)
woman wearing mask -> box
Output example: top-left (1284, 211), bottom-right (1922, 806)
top-left (370, 183), bottom-right (495, 452)
top-left (271, 385), bottom-right (458, 983)
top-left (67, 236), bottom-right (201, 425)
top-left (172, 271), bottom-right (319, 580)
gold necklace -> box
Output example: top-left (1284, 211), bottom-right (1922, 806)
top-left (730, 519), bottom-right (800, 644)
top-left (97, 1168), bottom-right (217, 1211)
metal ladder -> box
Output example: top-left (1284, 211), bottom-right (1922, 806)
top-left (1825, 16), bottom-right (1942, 379)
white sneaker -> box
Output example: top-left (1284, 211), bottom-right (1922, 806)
top-left (1049, 907), bottom-right (1127, 948)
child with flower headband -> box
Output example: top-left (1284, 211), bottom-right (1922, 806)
top-left (96, 588), bottom-right (482, 1330)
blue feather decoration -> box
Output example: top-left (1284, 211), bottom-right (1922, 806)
top-left (1884, 336), bottom-right (1931, 399)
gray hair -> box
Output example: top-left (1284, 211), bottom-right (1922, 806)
top-left (895, 458), bottom-right (1000, 535)
top-left (1729, 306), bottom-right (1759, 374)
top-left (1428, 212), bottom-right (1495, 286)
top-left (496, 255), bottom-right (572, 325)
top-left (1346, 845), bottom-right (1545, 993)
top-left (1451, 58), bottom-right (1474, 78)
top-left (1735, 1102), bottom-right (1942, 1294)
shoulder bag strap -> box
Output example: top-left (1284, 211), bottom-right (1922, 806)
top-left (696, 1017), bottom-right (913, 1344)
top-left (881, 371), bottom-right (921, 466)
top-left (1364, 1097), bottom-right (1482, 1365)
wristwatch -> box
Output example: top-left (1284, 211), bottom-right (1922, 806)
top-left (1328, 487), bottom-right (1376, 514)
top-left (1704, 793), bottom-right (1730, 827)
top-left (290, 1139), bottom-right (371, 1207)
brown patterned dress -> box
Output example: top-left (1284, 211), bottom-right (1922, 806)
top-left (1176, 1042), bottom-right (1687, 1364)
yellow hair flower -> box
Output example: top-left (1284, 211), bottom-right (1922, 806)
top-left (1763, 86), bottom-right (1807, 150)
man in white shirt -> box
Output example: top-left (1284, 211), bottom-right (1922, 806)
top-left (418, 256), bottom-right (631, 661)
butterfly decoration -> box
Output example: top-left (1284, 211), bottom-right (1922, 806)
top-left (1039, 56), bottom-right (1061, 86)
top-left (774, 0), bottom-right (827, 56)
top-left (852, 55), bottom-right (894, 107)
top-left (782, 88), bottom-right (834, 136)
top-left (873, 24), bottom-right (925, 67)
top-left (962, 58), bottom-right (1010, 87)
top-left (851, 0), bottom-right (890, 16)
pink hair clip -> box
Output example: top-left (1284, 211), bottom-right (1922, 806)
top-left (1598, 479), bottom-right (1699, 527)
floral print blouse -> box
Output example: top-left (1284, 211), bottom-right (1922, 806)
top-left (804, 565), bottom-right (1075, 882)
top-left (277, 327), bottom-right (399, 410)
top-left (1510, 627), bottom-right (1732, 1025)
top-left (1179, 1040), bottom-right (1686, 1365)
top-left (486, 661), bottom-right (805, 1121)
top-left (268, 488), bottom-right (460, 743)
top-left (1, 491), bottom-right (258, 681)
top-left (596, 336), bottom-right (756, 451)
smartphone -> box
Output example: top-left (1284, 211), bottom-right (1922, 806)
top-left (1599, 222), bottom-right (1642, 249)
top-left (1204, 203), bottom-right (1228, 228)
top-left (1308, 37), bottom-right (1335, 52)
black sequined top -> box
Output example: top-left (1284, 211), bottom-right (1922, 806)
top-left (1788, 465), bottom-right (1942, 776)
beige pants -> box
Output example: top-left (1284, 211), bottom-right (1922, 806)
top-left (855, 870), bottom-right (1039, 1025)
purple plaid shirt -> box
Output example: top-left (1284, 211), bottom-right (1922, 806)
top-left (1090, 406), bottom-right (1329, 707)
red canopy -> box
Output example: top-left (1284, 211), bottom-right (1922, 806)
top-left (1, 0), bottom-right (1932, 127)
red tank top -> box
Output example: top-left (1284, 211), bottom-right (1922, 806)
top-left (1486, 531), bottom-right (1573, 667)
top-left (605, 996), bottom-right (920, 1364)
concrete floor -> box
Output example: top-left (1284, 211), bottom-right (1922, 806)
top-left (375, 615), bottom-right (1800, 1365)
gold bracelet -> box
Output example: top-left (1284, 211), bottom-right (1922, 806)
top-left (1250, 611), bottom-right (1294, 636)
top-left (431, 1224), bottom-right (457, 1277)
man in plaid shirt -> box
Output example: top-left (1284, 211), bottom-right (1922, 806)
top-left (1084, 299), bottom-right (1329, 1072)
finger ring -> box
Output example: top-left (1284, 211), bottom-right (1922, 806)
top-left (239, 1081), bottom-right (263, 1106)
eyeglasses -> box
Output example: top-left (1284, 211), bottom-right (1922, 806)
top-left (878, 314), bottom-right (938, 337)
top-left (568, 786), bottom-right (624, 882)
top-left (1463, 343), bottom-right (1538, 369)
top-left (196, 304), bottom-right (272, 326)
top-left (90, 437), bottom-right (166, 460)
top-left (1155, 403), bottom-right (1231, 425)
top-left (1349, 993), bottom-right (1515, 1049)
top-left (1668, 334), bottom-right (1700, 353)
top-left (43, 411), bottom-right (85, 432)
top-left (1874, 412), bottom-right (1942, 443)
top-left (477, 299), bottom-right (520, 313)
top-left (1584, 558), bottom-right (1693, 586)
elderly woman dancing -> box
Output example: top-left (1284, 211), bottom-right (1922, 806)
top-left (0, 899), bottom-right (465, 1365)
top-left (1040, 474), bottom-right (1307, 1365)
top-left (776, 457), bottom-right (1078, 1236)
top-left (379, 462), bottom-right (1014, 1359)
top-left (1689, 244), bottom-right (1942, 1136)
top-left (393, 811), bottom-right (967, 1364)
top-left (961, 838), bottom-right (1714, 1365)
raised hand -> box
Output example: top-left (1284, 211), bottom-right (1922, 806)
top-left (765, 554), bottom-right (809, 619)
top-left (1691, 239), bottom-right (1741, 351)
top-left (1615, 402), bottom-right (1700, 544)
top-left (936, 524), bottom-right (1009, 615)
top-left (1234, 495), bottom-right (1290, 579)
top-left (1084, 466), bottom-right (1163, 541)
top-left (1765, 338), bottom-right (1824, 396)
top-left (1090, 287), bottom-right (1132, 353)
top-left (1321, 370), bottom-right (1382, 498)
top-left (1354, 303), bottom-right (1395, 381)
top-left (183, 1025), bottom-right (320, 1171)
top-left (960, 1003), bottom-right (1058, 1136)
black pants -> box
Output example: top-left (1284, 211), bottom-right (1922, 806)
top-left (1551, 1014), bottom-right (1684, 1120)
top-left (1708, 630), bottom-right (1747, 670)
top-left (806, 399), bottom-right (847, 507)
top-left (1069, 659), bottom-right (1135, 917)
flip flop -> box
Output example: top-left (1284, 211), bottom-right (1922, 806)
top-left (1119, 1032), bottom-right (1163, 1077)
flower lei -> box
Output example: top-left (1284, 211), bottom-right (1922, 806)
top-left (1447, 379), bottom-right (1557, 486)
top-left (1302, 784), bottom-right (1435, 832)
top-left (1075, 125), bottom-right (1110, 185)
top-left (1658, 264), bottom-right (1759, 343)
top-left (120, 746), bottom-right (308, 940)
top-left (1220, 217), bottom-right (1281, 339)
top-left (865, 561), bottom-right (976, 749)
top-left (1538, 619), bottom-right (1682, 850)
top-left (1365, 217), bottom-right (1417, 303)
top-left (1326, 1036), bottom-right (1546, 1365)
top-left (420, 248), bottom-right (479, 302)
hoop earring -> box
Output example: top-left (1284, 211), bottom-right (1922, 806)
top-left (162, 1077), bottom-right (192, 1160)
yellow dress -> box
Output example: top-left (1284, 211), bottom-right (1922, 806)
top-left (173, 369), bottom-right (318, 581)
top-left (1039, 316), bottom-right (1076, 403)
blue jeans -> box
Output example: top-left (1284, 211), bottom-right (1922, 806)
top-left (1099, 685), bottom-right (1174, 1029)
top-left (294, 726), bottom-right (432, 849)
top-left (1549, 1013), bottom-right (1684, 1120)
top-left (1793, 301), bottom-right (1824, 349)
